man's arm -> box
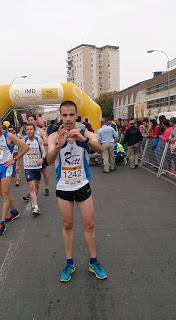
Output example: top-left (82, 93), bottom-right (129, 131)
top-left (47, 133), bottom-right (61, 164)
top-left (5, 134), bottom-right (29, 167)
top-left (39, 138), bottom-right (46, 159)
top-left (40, 129), bottom-right (48, 145)
top-left (112, 128), bottom-right (118, 142)
top-left (84, 131), bottom-right (103, 154)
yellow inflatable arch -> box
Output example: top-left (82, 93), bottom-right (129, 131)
top-left (0, 83), bottom-right (102, 131)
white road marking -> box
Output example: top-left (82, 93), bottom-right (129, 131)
top-left (0, 202), bottom-right (31, 293)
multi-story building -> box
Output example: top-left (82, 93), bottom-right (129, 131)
top-left (67, 44), bottom-right (120, 99)
top-left (113, 68), bottom-right (176, 120)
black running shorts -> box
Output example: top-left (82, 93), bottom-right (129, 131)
top-left (56, 183), bottom-right (92, 202)
top-left (25, 169), bottom-right (41, 182)
top-left (42, 157), bottom-right (49, 169)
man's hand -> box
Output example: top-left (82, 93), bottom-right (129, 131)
top-left (69, 129), bottom-right (86, 142)
top-left (5, 159), bottom-right (14, 168)
top-left (37, 158), bottom-right (43, 166)
top-left (57, 126), bottom-right (69, 146)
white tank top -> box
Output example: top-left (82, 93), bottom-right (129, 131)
top-left (23, 137), bottom-right (42, 169)
top-left (35, 128), bottom-right (41, 138)
top-left (55, 137), bottom-right (91, 191)
top-left (0, 132), bottom-right (13, 164)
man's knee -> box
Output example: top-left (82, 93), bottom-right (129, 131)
top-left (84, 220), bottom-right (94, 232)
top-left (1, 190), bottom-right (10, 199)
top-left (63, 221), bottom-right (73, 231)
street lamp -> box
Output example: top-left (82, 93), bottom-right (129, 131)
top-left (12, 75), bottom-right (28, 84)
top-left (147, 49), bottom-right (170, 111)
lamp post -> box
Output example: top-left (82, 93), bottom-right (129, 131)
top-left (147, 50), bottom-right (170, 111)
top-left (12, 75), bottom-right (28, 84)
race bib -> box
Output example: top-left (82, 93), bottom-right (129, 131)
top-left (61, 166), bottom-right (83, 185)
top-left (26, 151), bottom-right (40, 167)
top-left (0, 148), bottom-right (4, 160)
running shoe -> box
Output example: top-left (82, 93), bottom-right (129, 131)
top-left (89, 261), bottom-right (107, 280)
top-left (6, 209), bottom-right (20, 222)
top-left (32, 205), bottom-right (40, 216)
top-left (0, 222), bottom-right (6, 236)
top-left (44, 188), bottom-right (50, 196)
top-left (23, 194), bottom-right (30, 201)
top-left (60, 264), bottom-right (76, 282)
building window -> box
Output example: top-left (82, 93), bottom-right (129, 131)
top-left (147, 95), bottom-right (176, 108)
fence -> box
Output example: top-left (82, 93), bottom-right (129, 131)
top-left (140, 138), bottom-right (176, 180)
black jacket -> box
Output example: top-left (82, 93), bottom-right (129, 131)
top-left (124, 126), bottom-right (143, 146)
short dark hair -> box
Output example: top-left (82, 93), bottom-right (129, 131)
top-left (28, 115), bottom-right (36, 120)
top-left (163, 119), bottom-right (170, 127)
top-left (170, 117), bottom-right (176, 124)
top-left (26, 123), bottom-right (35, 130)
top-left (60, 101), bottom-right (77, 112)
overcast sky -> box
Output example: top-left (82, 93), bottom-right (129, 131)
top-left (0, 0), bottom-right (175, 90)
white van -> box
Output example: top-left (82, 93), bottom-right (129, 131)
top-left (157, 111), bottom-right (176, 123)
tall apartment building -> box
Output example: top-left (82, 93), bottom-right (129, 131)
top-left (67, 44), bottom-right (120, 99)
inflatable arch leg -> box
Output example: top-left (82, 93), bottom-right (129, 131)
top-left (0, 83), bottom-right (102, 131)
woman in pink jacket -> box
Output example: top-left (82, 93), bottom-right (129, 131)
top-left (161, 119), bottom-right (172, 143)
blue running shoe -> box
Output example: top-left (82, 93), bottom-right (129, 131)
top-left (60, 264), bottom-right (76, 283)
top-left (89, 261), bottom-right (107, 280)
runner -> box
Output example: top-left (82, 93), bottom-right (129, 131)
top-left (23, 123), bottom-right (46, 216)
top-left (28, 115), bottom-right (50, 196)
top-left (0, 122), bottom-right (29, 235)
top-left (47, 100), bottom-right (107, 282)
top-left (8, 125), bottom-right (21, 186)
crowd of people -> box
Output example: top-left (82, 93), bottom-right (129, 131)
top-left (91, 115), bottom-right (176, 171)
top-left (1, 105), bottom-right (176, 283)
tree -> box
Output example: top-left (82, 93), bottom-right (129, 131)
top-left (95, 92), bottom-right (113, 118)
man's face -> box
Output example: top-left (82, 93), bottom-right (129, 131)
top-left (28, 117), bottom-right (36, 126)
top-left (26, 125), bottom-right (35, 138)
top-left (60, 106), bottom-right (77, 130)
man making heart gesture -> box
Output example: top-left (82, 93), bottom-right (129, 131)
top-left (47, 100), bottom-right (107, 282)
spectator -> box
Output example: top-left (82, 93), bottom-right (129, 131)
top-left (147, 119), bottom-right (160, 139)
top-left (76, 115), bottom-right (86, 130)
top-left (159, 115), bottom-right (166, 135)
top-left (97, 118), bottom-right (118, 173)
top-left (124, 119), bottom-right (143, 168)
top-left (83, 118), bottom-right (94, 132)
top-left (47, 120), bottom-right (57, 136)
top-left (161, 119), bottom-right (172, 143)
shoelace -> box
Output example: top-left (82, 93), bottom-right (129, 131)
top-left (63, 264), bottom-right (73, 274)
top-left (93, 262), bottom-right (103, 271)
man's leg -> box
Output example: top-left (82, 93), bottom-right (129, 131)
top-left (1, 176), bottom-right (12, 221)
top-left (58, 198), bottom-right (74, 259)
top-left (134, 143), bottom-right (140, 166)
top-left (78, 196), bottom-right (96, 258)
top-left (58, 198), bottom-right (75, 282)
top-left (15, 159), bottom-right (21, 186)
top-left (78, 195), bottom-right (107, 280)
top-left (5, 192), bottom-right (20, 222)
top-left (42, 167), bottom-right (49, 196)
top-left (128, 146), bottom-right (135, 168)
top-left (102, 143), bottom-right (110, 172)
top-left (35, 180), bottom-right (40, 195)
top-left (109, 143), bottom-right (115, 171)
top-left (28, 181), bottom-right (37, 206)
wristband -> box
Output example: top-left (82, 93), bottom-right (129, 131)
top-left (84, 137), bottom-right (89, 144)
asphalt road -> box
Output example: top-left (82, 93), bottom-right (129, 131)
top-left (0, 164), bottom-right (176, 320)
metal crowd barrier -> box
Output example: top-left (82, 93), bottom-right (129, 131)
top-left (140, 138), bottom-right (176, 180)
